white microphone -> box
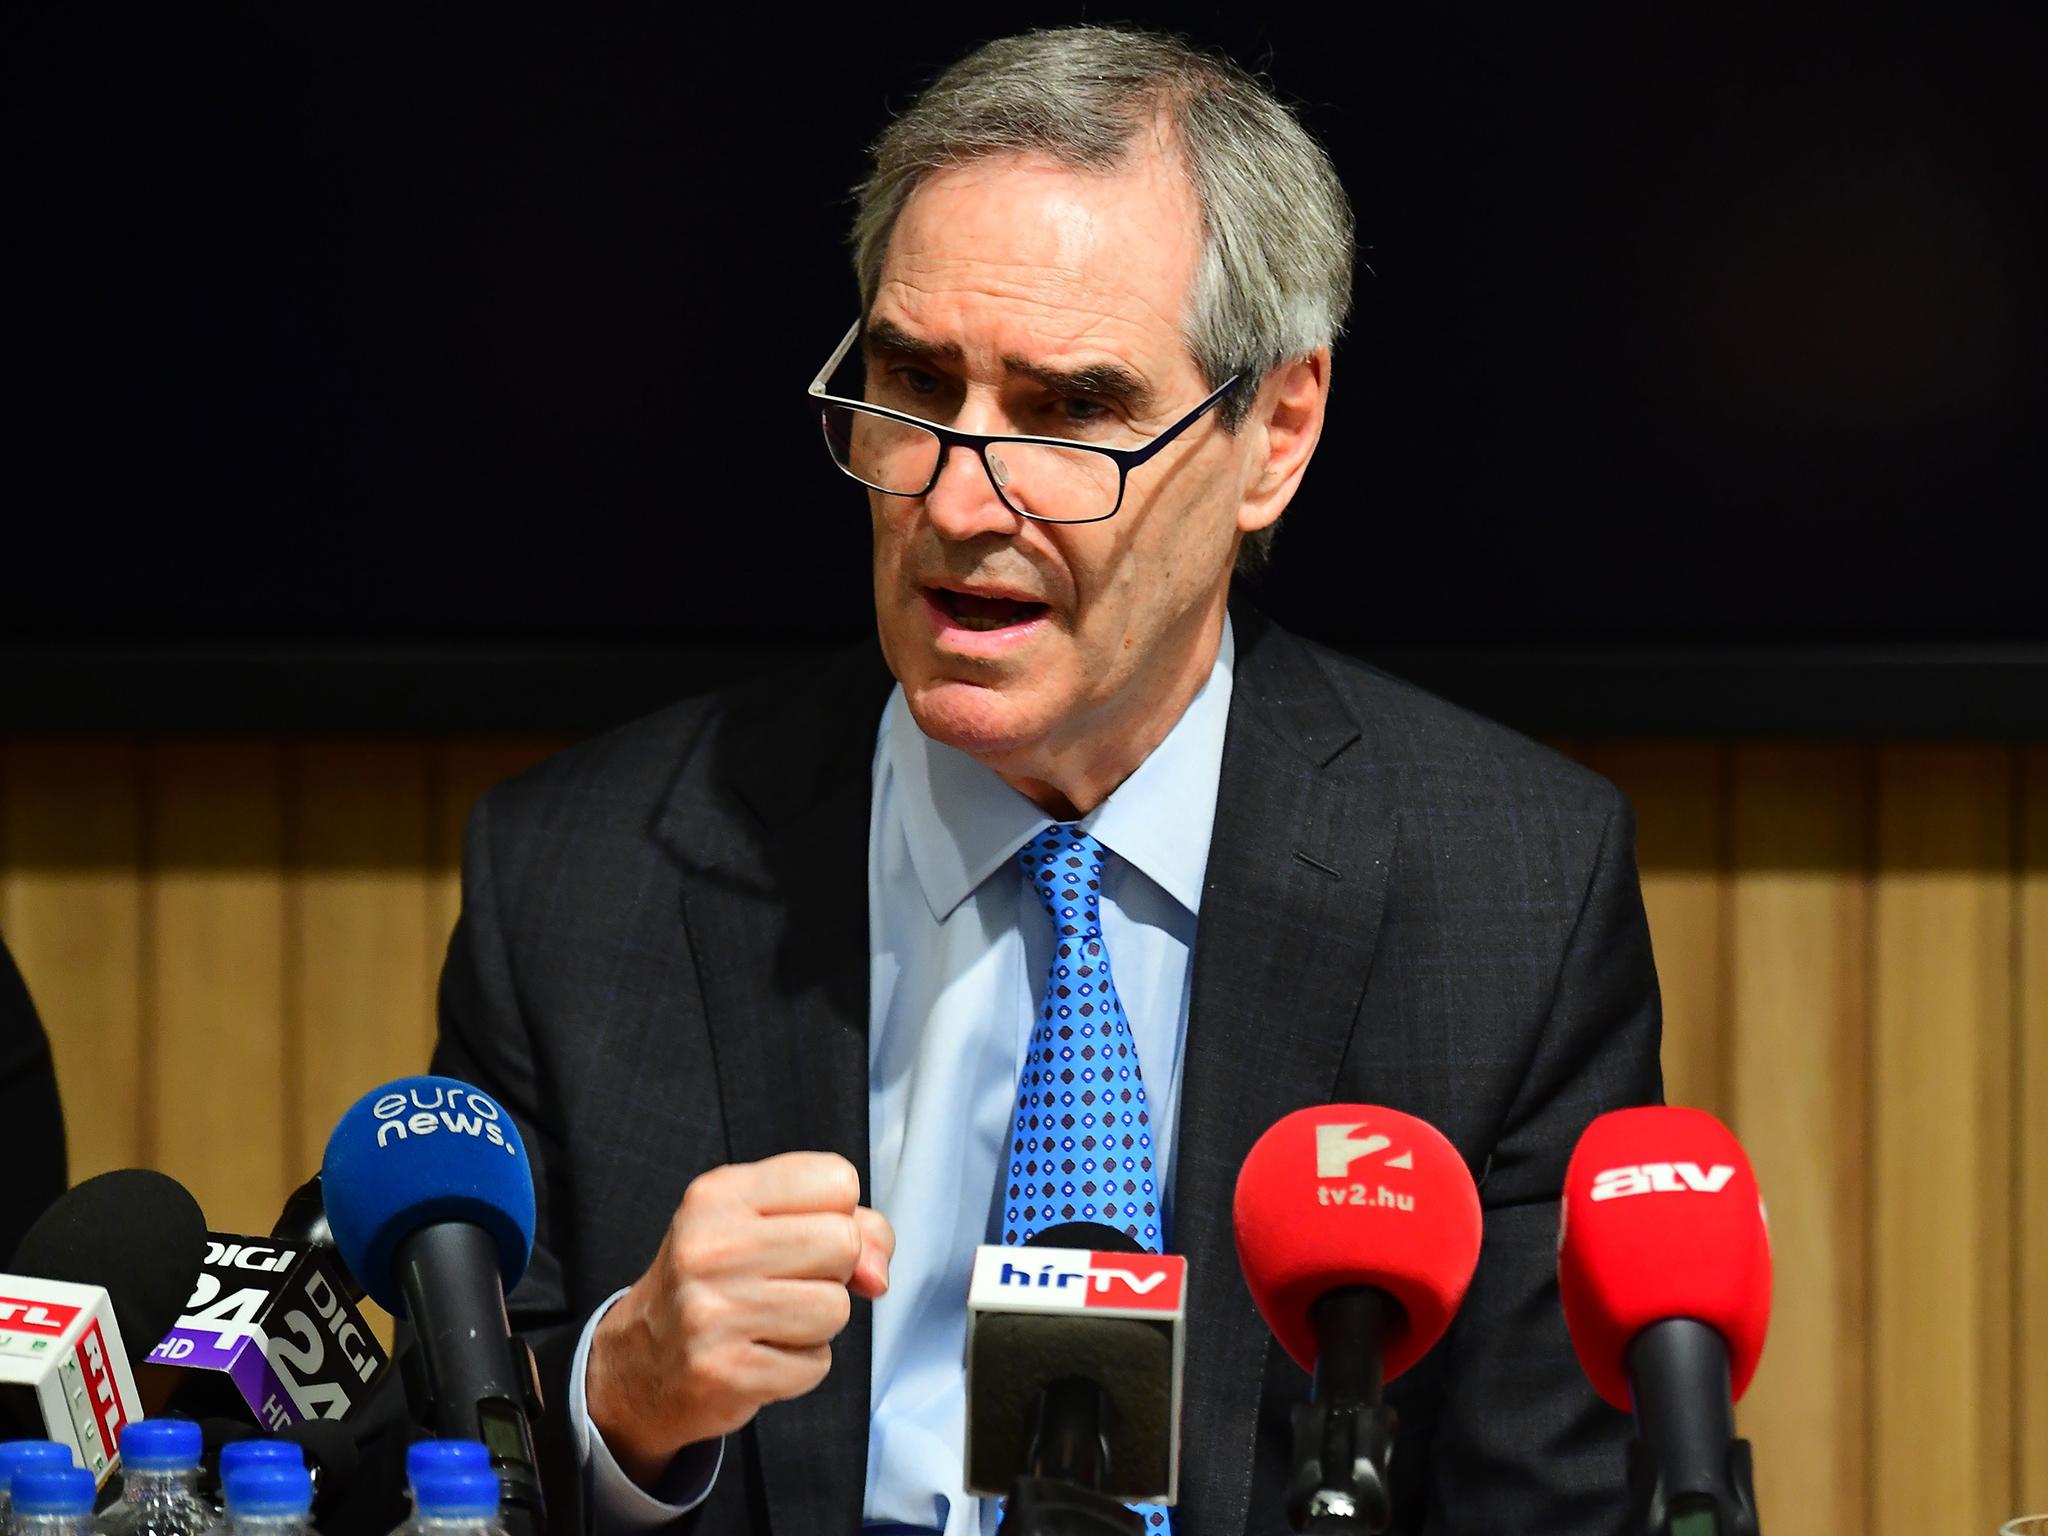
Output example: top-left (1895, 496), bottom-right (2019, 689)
top-left (963, 1235), bottom-right (1187, 1508)
top-left (0, 1276), bottom-right (143, 1482)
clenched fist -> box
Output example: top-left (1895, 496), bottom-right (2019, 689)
top-left (585, 1152), bottom-right (893, 1486)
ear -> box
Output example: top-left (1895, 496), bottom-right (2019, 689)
top-left (1238, 348), bottom-right (1332, 535)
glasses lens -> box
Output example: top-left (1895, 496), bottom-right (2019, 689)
top-left (982, 441), bottom-right (1121, 523)
top-left (820, 404), bottom-right (1122, 521)
top-left (821, 404), bottom-right (940, 495)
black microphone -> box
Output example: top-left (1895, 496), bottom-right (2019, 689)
top-left (272, 1175), bottom-right (367, 1305)
top-left (965, 1221), bottom-right (1188, 1536)
top-left (321, 1077), bottom-right (545, 1536)
top-left (8, 1169), bottom-right (207, 1371)
top-left (2, 1169), bottom-right (208, 1468)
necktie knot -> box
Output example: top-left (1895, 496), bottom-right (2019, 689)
top-left (1019, 826), bottom-right (1107, 937)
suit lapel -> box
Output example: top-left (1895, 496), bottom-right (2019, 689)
top-left (658, 638), bottom-right (892, 1536)
top-left (1173, 607), bottom-right (1399, 1536)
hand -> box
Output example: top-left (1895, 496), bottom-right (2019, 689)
top-left (586, 1151), bottom-right (894, 1488)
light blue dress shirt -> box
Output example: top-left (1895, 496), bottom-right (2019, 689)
top-left (570, 619), bottom-right (1236, 1534)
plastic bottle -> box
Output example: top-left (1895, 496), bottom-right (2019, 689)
top-left (388, 1443), bottom-right (490, 1536)
top-left (95, 1420), bottom-right (212, 1536)
top-left (0, 1444), bottom-right (75, 1534)
top-left (408, 1472), bottom-right (504, 1536)
top-left (218, 1468), bottom-right (313, 1536)
top-left (11, 1467), bottom-right (97, 1536)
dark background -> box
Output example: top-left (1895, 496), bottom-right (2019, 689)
top-left (6, 8), bottom-right (2045, 731)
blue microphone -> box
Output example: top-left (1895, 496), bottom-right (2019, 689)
top-left (321, 1077), bottom-right (543, 1536)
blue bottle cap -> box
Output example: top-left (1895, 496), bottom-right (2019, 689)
top-left (119, 1418), bottom-right (204, 1471)
top-left (411, 1470), bottom-right (500, 1520)
top-left (406, 1441), bottom-right (489, 1485)
top-left (0, 1443), bottom-right (73, 1481)
top-left (219, 1442), bottom-right (304, 1479)
top-left (224, 1464), bottom-right (314, 1517)
top-left (10, 1466), bottom-right (96, 1517)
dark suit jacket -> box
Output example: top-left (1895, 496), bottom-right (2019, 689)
top-left (433, 604), bottom-right (1663, 1536)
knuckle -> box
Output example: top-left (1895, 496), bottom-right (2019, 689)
top-left (681, 1164), bottom-right (736, 1211)
top-left (676, 1282), bottom-right (734, 1345)
top-left (822, 1154), bottom-right (860, 1205)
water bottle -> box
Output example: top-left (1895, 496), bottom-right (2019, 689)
top-left (408, 1472), bottom-right (504, 1536)
top-left (207, 1446), bottom-right (302, 1522)
top-left (10, 1467), bottom-right (97, 1536)
top-left (0, 1444), bottom-right (74, 1534)
top-left (96, 1420), bottom-right (212, 1536)
top-left (389, 1443), bottom-right (490, 1536)
top-left (218, 1468), bottom-right (313, 1536)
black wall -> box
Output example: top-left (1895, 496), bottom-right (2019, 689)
top-left (6, 9), bottom-right (2045, 732)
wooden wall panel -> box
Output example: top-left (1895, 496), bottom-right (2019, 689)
top-left (286, 744), bottom-right (437, 1179)
top-left (0, 744), bottom-right (149, 1179)
top-left (427, 744), bottom-right (556, 1007)
top-left (1869, 747), bottom-right (2016, 1536)
top-left (1574, 744), bottom-right (1729, 1115)
top-left (148, 743), bottom-right (292, 1236)
top-left (1724, 747), bottom-right (1871, 1530)
top-left (2021, 747), bottom-right (2048, 1518)
top-left (3, 734), bottom-right (2044, 1536)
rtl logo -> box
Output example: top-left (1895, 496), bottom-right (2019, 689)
top-left (0, 1296), bottom-right (80, 1336)
top-left (77, 1319), bottom-right (128, 1454)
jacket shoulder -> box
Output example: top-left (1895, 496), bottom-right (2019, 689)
top-left (1293, 634), bottom-right (1625, 823)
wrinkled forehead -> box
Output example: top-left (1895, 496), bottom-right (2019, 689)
top-left (871, 146), bottom-right (1208, 385)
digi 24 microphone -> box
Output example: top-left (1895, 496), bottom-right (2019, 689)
top-left (2, 1169), bottom-right (209, 1478)
top-left (322, 1075), bottom-right (544, 1536)
top-left (1559, 1106), bottom-right (1770, 1536)
top-left (146, 1229), bottom-right (390, 1428)
top-left (1234, 1106), bottom-right (1482, 1533)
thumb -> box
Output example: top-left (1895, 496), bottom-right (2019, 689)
top-left (848, 1204), bottom-right (895, 1299)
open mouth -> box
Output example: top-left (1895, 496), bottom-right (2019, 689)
top-left (925, 586), bottom-right (1051, 633)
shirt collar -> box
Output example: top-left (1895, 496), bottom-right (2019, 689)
top-left (886, 616), bottom-right (1236, 923)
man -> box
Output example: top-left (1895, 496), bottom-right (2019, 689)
top-left (434, 26), bottom-right (1661, 1536)
top-left (0, 933), bottom-right (67, 1264)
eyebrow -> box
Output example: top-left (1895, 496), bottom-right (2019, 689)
top-left (863, 317), bottom-right (1160, 419)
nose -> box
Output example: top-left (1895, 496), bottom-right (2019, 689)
top-left (922, 442), bottom-right (1020, 542)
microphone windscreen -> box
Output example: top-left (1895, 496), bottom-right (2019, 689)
top-left (1558, 1106), bottom-right (1771, 1410)
top-left (9, 1168), bottom-right (207, 1365)
top-left (1232, 1105), bottom-right (1481, 1381)
top-left (320, 1076), bottom-right (535, 1315)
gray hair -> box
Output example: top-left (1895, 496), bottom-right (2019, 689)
top-left (850, 27), bottom-right (1355, 574)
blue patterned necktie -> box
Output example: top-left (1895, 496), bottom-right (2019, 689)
top-left (1003, 826), bottom-right (1167, 1532)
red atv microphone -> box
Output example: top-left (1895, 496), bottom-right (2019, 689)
top-left (1233, 1106), bottom-right (1482, 1533)
top-left (1559, 1106), bottom-right (1771, 1536)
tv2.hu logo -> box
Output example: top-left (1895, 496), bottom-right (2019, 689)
top-left (1314, 1123), bottom-right (1415, 1211)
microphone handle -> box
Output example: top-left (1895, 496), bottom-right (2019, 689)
top-left (395, 1222), bottom-right (546, 1536)
top-left (1624, 1318), bottom-right (1761, 1536)
top-left (1285, 1286), bottom-right (1403, 1533)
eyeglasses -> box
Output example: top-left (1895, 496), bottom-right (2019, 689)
top-left (807, 319), bottom-right (1241, 525)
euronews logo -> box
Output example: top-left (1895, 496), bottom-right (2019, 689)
top-left (372, 1084), bottom-right (518, 1155)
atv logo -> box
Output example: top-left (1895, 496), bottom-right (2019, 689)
top-left (1315, 1123), bottom-right (1415, 1178)
top-left (1590, 1162), bottom-right (1736, 1201)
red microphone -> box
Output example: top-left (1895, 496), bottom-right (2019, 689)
top-left (1559, 1106), bottom-right (1769, 1536)
top-left (1233, 1105), bottom-right (1482, 1532)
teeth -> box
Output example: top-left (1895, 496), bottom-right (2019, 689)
top-left (954, 613), bottom-right (1013, 632)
